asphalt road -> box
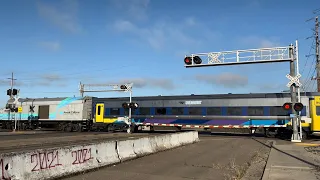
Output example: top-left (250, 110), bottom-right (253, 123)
top-left (62, 134), bottom-right (277, 180)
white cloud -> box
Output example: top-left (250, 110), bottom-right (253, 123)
top-left (37, 0), bottom-right (82, 33)
top-left (236, 35), bottom-right (281, 48)
top-left (112, 17), bottom-right (220, 51)
top-left (111, 0), bottom-right (150, 21)
top-left (0, 79), bottom-right (23, 87)
top-left (195, 73), bottom-right (248, 88)
top-left (185, 17), bottom-right (196, 26)
top-left (38, 41), bottom-right (61, 51)
top-left (40, 74), bottom-right (63, 81)
top-left (0, 80), bottom-right (9, 87)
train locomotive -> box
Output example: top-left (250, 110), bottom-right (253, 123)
top-left (0, 92), bottom-right (320, 139)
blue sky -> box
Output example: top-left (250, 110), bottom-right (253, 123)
top-left (0, 0), bottom-right (319, 106)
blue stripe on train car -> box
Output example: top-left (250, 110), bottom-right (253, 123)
top-left (0, 113), bottom-right (39, 120)
top-left (241, 120), bottom-right (290, 125)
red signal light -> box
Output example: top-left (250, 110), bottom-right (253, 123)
top-left (184, 57), bottom-right (192, 65)
top-left (294, 102), bottom-right (304, 112)
top-left (282, 102), bottom-right (292, 110)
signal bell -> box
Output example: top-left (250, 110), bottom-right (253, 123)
top-left (184, 56), bottom-right (202, 65)
top-left (282, 102), bottom-right (292, 110)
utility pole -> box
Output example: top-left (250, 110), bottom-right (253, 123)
top-left (316, 16), bottom-right (320, 92)
top-left (7, 72), bottom-right (17, 99)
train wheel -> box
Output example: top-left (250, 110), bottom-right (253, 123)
top-left (73, 123), bottom-right (82, 132)
top-left (58, 123), bottom-right (64, 131)
top-left (301, 130), bottom-right (309, 140)
top-left (64, 123), bottom-right (72, 132)
top-left (264, 128), bottom-right (277, 138)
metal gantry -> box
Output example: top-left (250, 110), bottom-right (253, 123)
top-left (184, 46), bottom-right (292, 67)
top-left (79, 82), bottom-right (135, 133)
top-left (184, 42), bottom-right (303, 142)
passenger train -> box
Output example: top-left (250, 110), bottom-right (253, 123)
top-left (1, 92), bottom-right (320, 139)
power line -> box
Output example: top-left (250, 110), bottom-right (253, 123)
top-left (305, 10), bottom-right (320, 92)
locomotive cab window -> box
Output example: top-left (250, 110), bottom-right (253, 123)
top-left (188, 107), bottom-right (202, 115)
top-left (156, 108), bottom-right (166, 115)
top-left (97, 106), bottom-right (101, 115)
top-left (247, 106), bottom-right (264, 116)
top-left (227, 107), bottom-right (242, 116)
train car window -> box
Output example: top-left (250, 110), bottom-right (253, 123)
top-left (97, 106), bottom-right (101, 115)
top-left (227, 107), bottom-right (242, 116)
top-left (247, 107), bottom-right (264, 116)
top-left (171, 107), bottom-right (184, 115)
top-left (188, 107), bottom-right (202, 115)
top-left (206, 107), bottom-right (222, 115)
top-left (138, 108), bottom-right (150, 115)
top-left (124, 108), bottom-right (136, 116)
top-left (110, 108), bottom-right (120, 116)
top-left (270, 106), bottom-right (289, 116)
top-left (316, 107), bottom-right (320, 116)
top-left (156, 108), bottom-right (166, 115)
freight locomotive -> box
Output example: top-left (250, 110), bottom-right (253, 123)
top-left (1, 92), bottom-right (320, 139)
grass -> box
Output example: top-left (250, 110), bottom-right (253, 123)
top-left (211, 149), bottom-right (268, 180)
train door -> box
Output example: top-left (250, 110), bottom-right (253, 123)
top-left (310, 96), bottom-right (320, 132)
top-left (95, 103), bottom-right (104, 123)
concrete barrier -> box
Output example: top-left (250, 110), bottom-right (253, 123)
top-left (132, 137), bottom-right (153, 157)
top-left (117, 139), bottom-right (136, 161)
top-left (0, 131), bottom-right (199, 180)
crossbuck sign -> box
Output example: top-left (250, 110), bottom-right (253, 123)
top-left (286, 74), bottom-right (302, 88)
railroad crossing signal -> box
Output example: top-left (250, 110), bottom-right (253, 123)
top-left (6, 89), bottom-right (18, 96)
top-left (18, 107), bottom-right (22, 113)
top-left (118, 83), bottom-right (133, 92)
top-left (282, 102), bottom-right (292, 110)
top-left (184, 56), bottom-right (202, 66)
top-left (120, 85), bottom-right (127, 89)
top-left (293, 102), bottom-right (304, 112)
top-left (282, 102), bottom-right (304, 112)
top-left (122, 102), bottom-right (139, 109)
top-left (286, 74), bottom-right (302, 87)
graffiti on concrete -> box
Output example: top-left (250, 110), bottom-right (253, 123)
top-left (71, 148), bottom-right (93, 165)
top-left (31, 151), bottom-right (62, 172)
